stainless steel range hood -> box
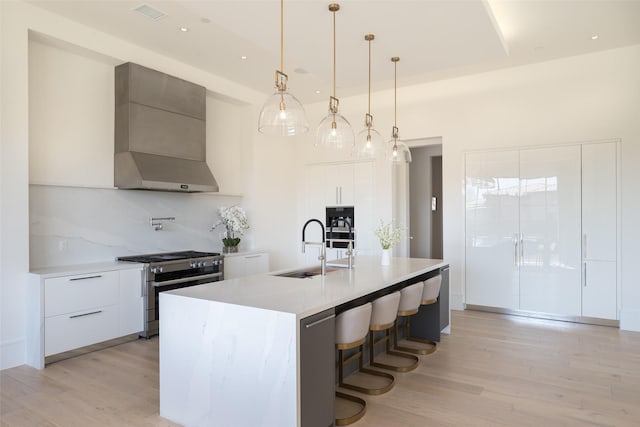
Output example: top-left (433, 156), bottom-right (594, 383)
top-left (115, 62), bottom-right (219, 192)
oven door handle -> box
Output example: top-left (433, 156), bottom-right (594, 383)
top-left (152, 272), bottom-right (223, 287)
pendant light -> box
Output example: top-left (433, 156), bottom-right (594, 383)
top-left (316, 3), bottom-right (354, 150)
top-left (258, 0), bottom-right (309, 136)
top-left (354, 34), bottom-right (383, 158)
top-left (388, 56), bottom-right (412, 163)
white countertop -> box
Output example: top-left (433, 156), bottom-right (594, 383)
top-left (165, 255), bottom-right (446, 319)
top-left (29, 261), bottom-right (144, 278)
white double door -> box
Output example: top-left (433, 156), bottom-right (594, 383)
top-left (465, 143), bottom-right (617, 319)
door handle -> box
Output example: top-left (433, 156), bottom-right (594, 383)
top-left (520, 232), bottom-right (524, 265)
top-left (514, 233), bottom-right (519, 266)
top-left (583, 234), bottom-right (588, 259)
top-left (69, 275), bottom-right (102, 281)
top-left (69, 310), bottom-right (102, 319)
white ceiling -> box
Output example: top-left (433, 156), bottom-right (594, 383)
top-left (28, 0), bottom-right (640, 103)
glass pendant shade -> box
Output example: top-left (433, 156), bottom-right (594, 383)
top-left (257, 0), bottom-right (308, 136)
top-left (355, 125), bottom-right (383, 158)
top-left (316, 110), bottom-right (354, 150)
top-left (389, 139), bottom-right (412, 163)
top-left (258, 89), bottom-right (309, 136)
top-left (354, 34), bottom-right (382, 159)
top-left (316, 3), bottom-right (353, 150)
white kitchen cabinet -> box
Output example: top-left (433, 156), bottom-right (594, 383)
top-left (305, 161), bottom-right (376, 264)
top-left (519, 145), bottom-right (582, 316)
top-left (582, 142), bottom-right (618, 319)
top-left (465, 141), bottom-right (619, 322)
top-left (353, 162), bottom-right (375, 254)
top-left (465, 150), bottom-right (520, 309)
top-left (223, 252), bottom-right (270, 279)
top-left (325, 163), bottom-right (354, 206)
top-left (28, 263), bottom-right (144, 369)
top-left (119, 267), bottom-right (144, 335)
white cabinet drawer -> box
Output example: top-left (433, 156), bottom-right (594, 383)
top-left (45, 271), bottom-right (119, 317)
top-left (44, 305), bottom-right (119, 356)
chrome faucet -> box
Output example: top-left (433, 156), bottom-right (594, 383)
top-left (329, 218), bottom-right (354, 269)
top-left (302, 219), bottom-right (326, 276)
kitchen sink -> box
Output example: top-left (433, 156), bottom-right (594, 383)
top-left (273, 267), bottom-right (339, 279)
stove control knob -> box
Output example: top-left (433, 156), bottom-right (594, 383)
top-left (158, 266), bottom-right (164, 273)
top-left (199, 261), bottom-right (205, 267)
top-left (190, 262), bottom-right (197, 268)
top-left (151, 267), bottom-right (157, 274)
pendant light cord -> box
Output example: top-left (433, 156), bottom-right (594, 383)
top-left (394, 59), bottom-right (397, 128)
top-left (333, 8), bottom-right (336, 99)
top-left (367, 37), bottom-right (371, 115)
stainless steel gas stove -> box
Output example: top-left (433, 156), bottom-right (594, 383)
top-left (118, 250), bottom-right (224, 338)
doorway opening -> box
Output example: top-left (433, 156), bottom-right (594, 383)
top-left (409, 141), bottom-right (443, 258)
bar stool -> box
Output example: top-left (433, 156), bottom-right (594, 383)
top-left (369, 292), bottom-right (420, 372)
top-left (335, 303), bottom-right (394, 425)
top-left (393, 282), bottom-right (433, 354)
top-left (401, 275), bottom-right (442, 354)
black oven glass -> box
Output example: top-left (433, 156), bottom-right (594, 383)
top-left (153, 273), bottom-right (221, 321)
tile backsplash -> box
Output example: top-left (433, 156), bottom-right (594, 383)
top-left (29, 185), bottom-right (242, 268)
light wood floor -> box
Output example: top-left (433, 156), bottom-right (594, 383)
top-left (2, 310), bottom-right (640, 426)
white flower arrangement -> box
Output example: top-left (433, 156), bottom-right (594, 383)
top-left (215, 206), bottom-right (249, 247)
top-left (374, 219), bottom-right (402, 250)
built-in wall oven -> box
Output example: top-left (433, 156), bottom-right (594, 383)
top-left (118, 250), bottom-right (223, 338)
top-left (325, 206), bottom-right (355, 249)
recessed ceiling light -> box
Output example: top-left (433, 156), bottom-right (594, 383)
top-left (591, 34), bottom-right (599, 40)
top-left (315, 90), bottom-right (321, 94)
top-left (240, 56), bottom-right (248, 60)
top-left (180, 27), bottom-right (190, 32)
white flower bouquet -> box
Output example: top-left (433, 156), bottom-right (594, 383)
top-left (215, 206), bottom-right (249, 247)
top-left (374, 219), bottom-right (402, 250)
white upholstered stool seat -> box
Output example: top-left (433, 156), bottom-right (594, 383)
top-left (334, 303), bottom-right (394, 425)
top-left (399, 275), bottom-right (442, 355)
top-left (369, 291), bottom-right (420, 373)
top-left (422, 274), bottom-right (442, 305)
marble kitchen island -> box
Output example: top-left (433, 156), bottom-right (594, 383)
top-left (159, 256), bottom-right (447, 427)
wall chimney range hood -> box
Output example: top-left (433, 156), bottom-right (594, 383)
top-left (115, 62), bottom-right (219, 192)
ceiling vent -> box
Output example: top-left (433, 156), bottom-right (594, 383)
top-left (133, 4), bottom-right (167, 21)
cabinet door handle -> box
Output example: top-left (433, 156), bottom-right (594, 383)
top-left (69, 275), bottom-right (102, 281)
top-left (245, 255), bottom-right (261, 259)
top-left (335, 187), bottom-right (339, 204)
top-left (520, 232), bottom-right (524, 265)
top-left (339, 187), bottom-right (343, 204)
top-left (583, 234), bottom-right (588, 259)
top-left (514, 233), bottom-right (519, 266)
top-left (69, 310), bottom-right (102, 319)
top-left (583, 263), bottom-right (587, 287)
top-left (305, 314), bottom-right (335, 329)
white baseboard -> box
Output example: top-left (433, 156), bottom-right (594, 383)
top-left (620, 309), bottom-right (640, 332)
top-left (1, 338), bottom-right (25, 370)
